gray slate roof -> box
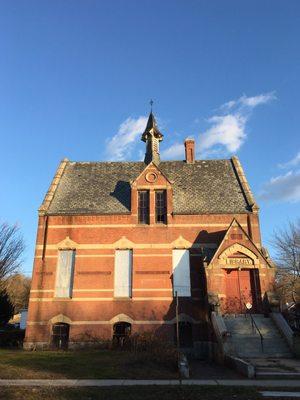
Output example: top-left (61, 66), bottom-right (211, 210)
top-left (46, 160), bottom-right (251, 215)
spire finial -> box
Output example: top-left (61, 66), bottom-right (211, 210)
top-left (150, 99), bottom-right (153, 112)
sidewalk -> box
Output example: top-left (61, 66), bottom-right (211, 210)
top-left (0, 379), bottom-right (300, 387)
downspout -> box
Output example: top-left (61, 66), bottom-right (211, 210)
top-left (37, 214), bottom-right (49, 290)
top-left (247, 214), bottom-right (253, 240)
top-left (42, 215), bottom-right (49, 261)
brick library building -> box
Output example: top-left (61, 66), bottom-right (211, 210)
top-left (25, 111), bottom-right (275, 350)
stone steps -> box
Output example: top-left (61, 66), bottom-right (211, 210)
top-left (230, 330), bottom-right (282, 338)
top-left (223, 314), bottom-right (293, 359)
top-left (252, 359), bottom-right (300, 379)
top-left (256, 370), bottom-right (300, 379)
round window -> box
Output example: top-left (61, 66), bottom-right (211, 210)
top-left (145, 172), bottom-right (158, 183)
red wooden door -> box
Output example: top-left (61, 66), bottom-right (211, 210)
top-left (224, 270), bottom-right (241, 313)
top-left (239, 270), bottom-right (252, 307)
top-left (224, 269), bottom-right (252, 313)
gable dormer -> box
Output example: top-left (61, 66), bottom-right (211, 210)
top-left (131, 162), bottom-right (173, 225)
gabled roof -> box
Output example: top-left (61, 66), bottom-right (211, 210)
top-left (208, 218), bottom-right (273, 268)
top-left (41, 158), bottom-right (256, 215)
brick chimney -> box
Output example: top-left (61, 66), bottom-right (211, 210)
top-left (184, 138), bottom-right (195, 164)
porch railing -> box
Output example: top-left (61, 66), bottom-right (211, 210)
top-left (244, 303), bottom-right (264, 352)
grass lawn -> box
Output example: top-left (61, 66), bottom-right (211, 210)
top-left (0, 349), bottom-right (177, 379)
top-left (0, 386), bottom-right (262, 400)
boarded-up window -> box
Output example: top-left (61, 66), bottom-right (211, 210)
top-left (172, 249), bottom-right (191, 297)
top-left (114, 250), bottom-right (132, 298)
top-left (55, 250), bottom-right (75, 298)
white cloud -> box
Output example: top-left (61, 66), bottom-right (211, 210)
top-left (199, 113), bottom-right (247, 154)
top-left (279, 151), bottom-right (300, 169)
top-left (220, 99), bottom-right (237, 111)
top-left (239, 92), bottom-right (276, 107)
top-left (161, 92), bottom-right (275, 159)
top-left (105, 116), bottom-right (147, 161)
top-left (259, 170), bottom-right (300, 203)
top-left (221, 91), bottom-right (276, 111)
top-left (161, 142), bottom-right (184, 160)
top-left (260, 150), bottom-right (300, 204)
top-left (194, 92), bottom-right (276, 156)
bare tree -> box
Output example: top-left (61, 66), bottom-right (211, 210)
top-left (5, 273), bottom-right (31, 313)
top-left (273, 219), bottom-right (300, 304)
top-left (0, 222), bottom-right (25, 288)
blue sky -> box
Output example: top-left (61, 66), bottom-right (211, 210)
top-left (1, 1), bottom-right (299, 276)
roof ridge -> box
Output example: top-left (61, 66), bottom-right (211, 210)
top-left (70, 161), bottom-right (145, 165)
top-left (39, 158), bottom-right (69, 215)
top-left (68, 159), bottom-right (232, 165)
top-left (230, 156), bottom-right (258, 212)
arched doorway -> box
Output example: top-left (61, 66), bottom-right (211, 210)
top-left (113, 322), bottom-right (131, 347)
top-left (51, 323), bottom-right (70, 349)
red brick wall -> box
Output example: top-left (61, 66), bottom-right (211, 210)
top-left (25, 208), bottom-right (273, 347)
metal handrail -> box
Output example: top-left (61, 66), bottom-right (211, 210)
top-left (244, 303), bottom-right (264, 352)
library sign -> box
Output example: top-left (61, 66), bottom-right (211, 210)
top-left (226, 257), bottom-right (254, 267)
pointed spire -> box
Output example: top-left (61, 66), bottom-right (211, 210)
top-left (141, 109), bottom-right (163, 165)
top-left (141, 112), bottom-right (163, 142)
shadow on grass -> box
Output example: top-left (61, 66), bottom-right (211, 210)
top-left (0, 386), bottom-right (262, 400)
top-left (0, 349), bottom-right (177, 380)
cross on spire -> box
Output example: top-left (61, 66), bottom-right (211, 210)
top-left (150, 99), bottom-right (154, 111)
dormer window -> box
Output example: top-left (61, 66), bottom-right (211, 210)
top-left (155, 190), bottom-right (167, 224)
top-left (138, 190), bottom-right (150, 224)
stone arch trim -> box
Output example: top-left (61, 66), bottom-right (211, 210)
top-left (171, 235), bottom-right (192, 249)
top-left (109, 314), bottom-right (133, 325)
top-left (219, 243), bottom-right (258, 261)
top-left (49, 314), bottom-right (72, 325)
top-left (56, 236), bottom-right (78, 250)
top-left (113, 236), bottom-right (135, 250)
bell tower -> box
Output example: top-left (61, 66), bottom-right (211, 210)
top-left (141, 107), bottom-right (163, 165)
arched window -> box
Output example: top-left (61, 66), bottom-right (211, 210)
top-left (51, 323), bottom-right (70, 350)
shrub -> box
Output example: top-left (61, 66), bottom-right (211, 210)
top-left (130, 332), bottom-right (178, 369)
top-left (70, 331), bottom-right (112, 350)
top-left (0, 328), bottom-right (25, 348)
top-left (0, 291), bottom-right (14, 325)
